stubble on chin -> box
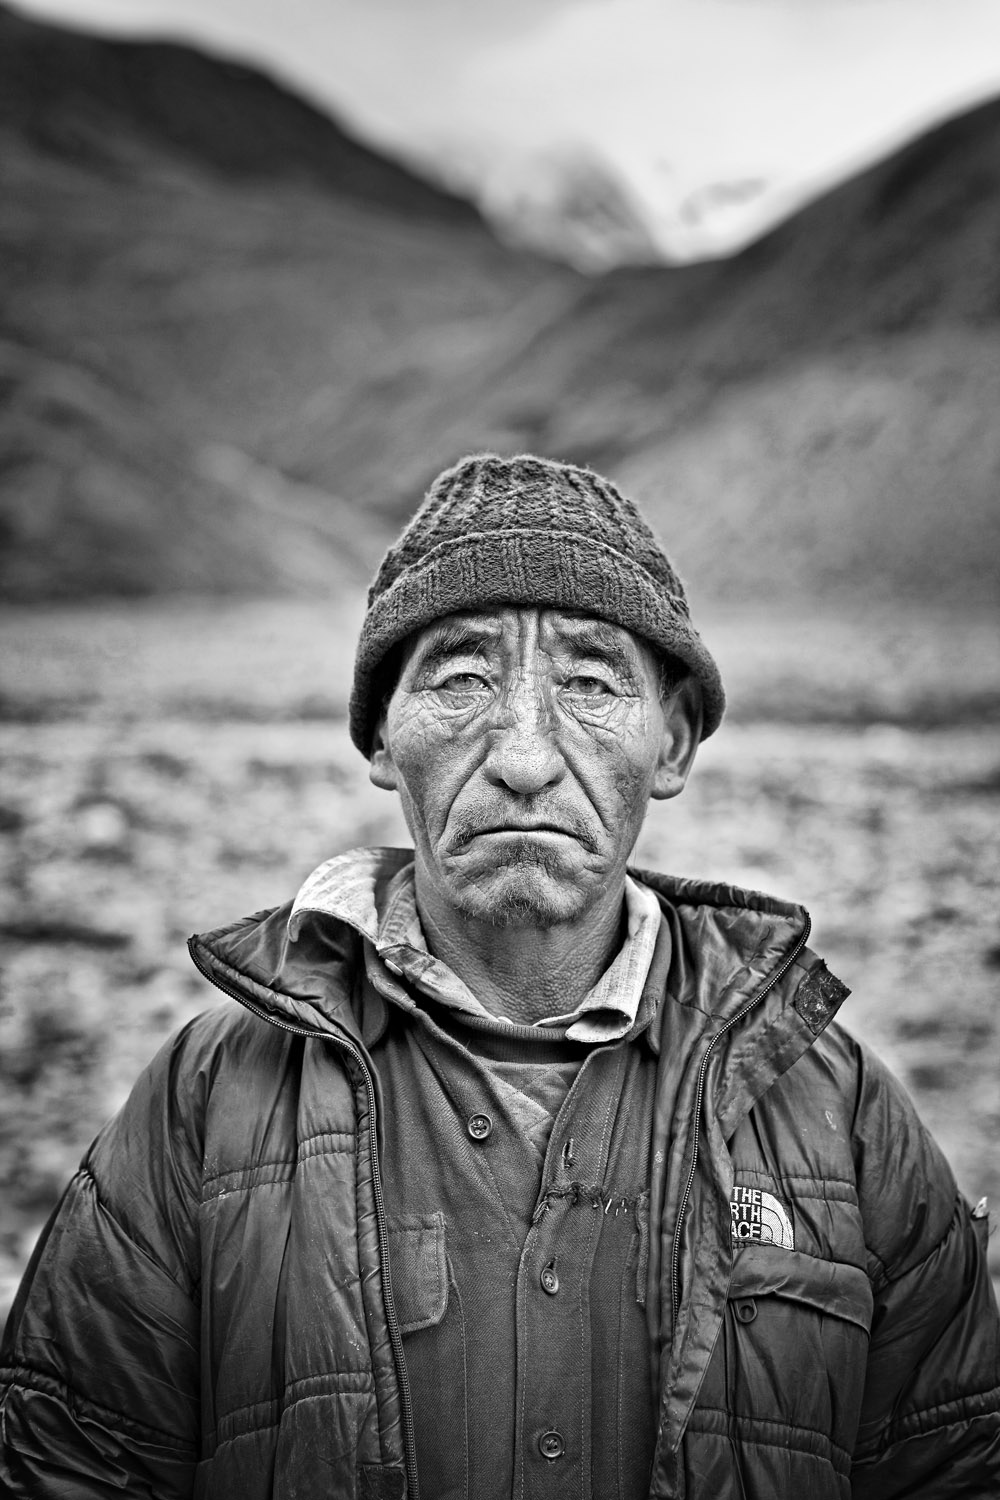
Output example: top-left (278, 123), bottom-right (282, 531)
top-left (449, 840), bottom-right (578, 929)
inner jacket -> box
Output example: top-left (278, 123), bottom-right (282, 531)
top-left (2, 864), bottom-right (998, 1498)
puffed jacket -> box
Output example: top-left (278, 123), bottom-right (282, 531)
top-left (2, 865), bottom-right (998, 1498)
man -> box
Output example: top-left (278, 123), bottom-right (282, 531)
top-left (1, 453), bottom-right (998, 1498)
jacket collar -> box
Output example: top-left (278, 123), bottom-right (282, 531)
top-left (188, 895), bottom-right (367, 1046)
top-left (634, 867), bottom-right (848, 1133)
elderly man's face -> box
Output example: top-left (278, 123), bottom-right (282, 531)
top-left (370, 607), bottom-right (699, 928)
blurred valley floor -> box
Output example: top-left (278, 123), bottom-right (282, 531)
top-left (2, 595), bottom-right (998, 1313)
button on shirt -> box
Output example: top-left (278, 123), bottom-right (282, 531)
top-left (288, 848), bottom-right (669, 1499)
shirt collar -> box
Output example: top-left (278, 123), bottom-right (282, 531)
top-left (289, 846), bottom-right (664, 1044)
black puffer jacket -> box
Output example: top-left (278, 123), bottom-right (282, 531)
top-left (2, 867), bottom-right (998, 1497)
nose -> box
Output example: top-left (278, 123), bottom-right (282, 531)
top-left (483, 673), bottom-right (565, 795)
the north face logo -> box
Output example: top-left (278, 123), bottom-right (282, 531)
top-left (730, 1186), bottom-right (794, 1247)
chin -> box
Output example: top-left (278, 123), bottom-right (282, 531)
top-left (487, 889), bottom-right (570, 930)
top-left (450, 850), bottom-right (588, 930)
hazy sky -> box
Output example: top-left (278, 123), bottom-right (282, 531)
top-left (14, 0), bottom-right (1000, 260)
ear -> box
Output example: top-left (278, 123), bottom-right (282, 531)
top-left (368, 713), bottom-right (399, 792)
top-left (649, 677), bottom-right (702, 801)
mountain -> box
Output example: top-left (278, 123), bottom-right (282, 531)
top-left (0, 5), bottom-right (479, 222)
top-left (515, 100), bottom-right (1000, 602)
top-left (2, 5), bottom-right (998, 605)
top-left (0, 4), bottom-right (573, 598)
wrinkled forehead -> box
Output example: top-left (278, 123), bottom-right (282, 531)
top-left (401, 606), bottom-right (654, 672)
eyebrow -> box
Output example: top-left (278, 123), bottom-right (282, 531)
top-left (407, 614), bottom-right (640, 681)
top-left (553, 618), bottom-right (637, 679)
top-left (410, 620), bottom-right (501, 673)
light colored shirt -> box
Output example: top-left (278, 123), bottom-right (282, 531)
top-left (289, 846), bottom-right (664, 1043)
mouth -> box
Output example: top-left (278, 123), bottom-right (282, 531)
top-left (451, 811), bottom-right (597, 855)
top-left (458, 824), bottom-right (591, 855)
top-left (476, 824), bottom-right (575, 838)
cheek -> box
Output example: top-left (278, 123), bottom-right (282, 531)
top-left (609, 753), bottom-right (660, 827)
top-left (570, 708), bottom-right (663, 813)
top-left (386, 702), bottom-right (474, 832)
top-left (615, 706), bottom-right (666, 803)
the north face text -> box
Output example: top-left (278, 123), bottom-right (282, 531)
top-left (730, 1187), bottom-right (794, 1247)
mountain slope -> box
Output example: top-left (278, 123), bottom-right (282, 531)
top-left (0, 6), bottom-right (577, 598)
top-left (521, 99), bottom-right (1000, 601)
top-left (0, 5), bottom-right (477, 220)
top-left (2, 5), bottom-right (998, 605)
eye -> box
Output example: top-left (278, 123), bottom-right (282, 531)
top-left (563, 674), bottom-right (614, 697)
top-left (438, 671), bottom-right (490, 693)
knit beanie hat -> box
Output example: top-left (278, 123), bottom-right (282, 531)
top-left (349, 453), bottom-right (725, 755)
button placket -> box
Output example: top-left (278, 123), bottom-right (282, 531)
top-left (516, 1046), bottom-right (631, 1490)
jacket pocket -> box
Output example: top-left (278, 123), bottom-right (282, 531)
top-left (386, 1215), bottom-right (468, 1500)
top-left (728, 1243), bottom-right (873, 1331)
top-left (695, 1246), bottom-right (873, 1483)
top-left (385, 1212), bottom-right (448, 1334)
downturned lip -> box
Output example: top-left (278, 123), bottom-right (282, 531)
top-left (476, 822), bottom-right (581, 846)
top-left (452, 817), bottom-right (597, 853)
top-left (474, 824), bottom-right (577, 838)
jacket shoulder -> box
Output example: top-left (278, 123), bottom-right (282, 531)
top-left (75, 1002), bottom-right (300, 1287)
top-left (763, 1019), bottom-right (961, 1280)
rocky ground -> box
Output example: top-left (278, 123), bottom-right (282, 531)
top-left (1, 597), bottom-right (998, 1315)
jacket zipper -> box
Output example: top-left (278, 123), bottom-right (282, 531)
top-left (188, 944), bottom-right (421, 1500)
top-left (669, 916), bottom-right (812, 1325)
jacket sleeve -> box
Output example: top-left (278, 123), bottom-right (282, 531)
top-left (0, 1021), bottom-right (206, 1499)
top-left (848, 1040), bottom-right (1000, 1498)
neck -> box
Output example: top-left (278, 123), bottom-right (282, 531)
top-left (415, 879), bottom-right (627, 1026)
